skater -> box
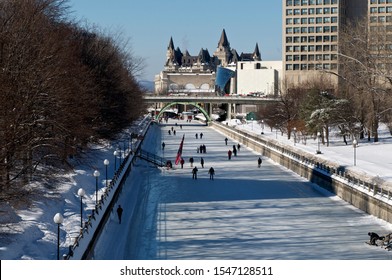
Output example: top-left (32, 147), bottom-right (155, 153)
top-left (225, 137), bottom-right (228, 145)
top-left (200, 132), bottom-right (203, 139)
top-left (233, 145), bottom-right (237, 156)
top-left (173, 130), bottom-right (176, 136)
top-left (180, 158), bottom-right (185, 169)
top-left (192, 166), bottom-right (198, 180)
top-left (258, 157), bottom-right (262, 167)
top-left (208, 167), bottom-right (215, 180)
top-left (200, 157), bottom-right (204, 168)
top-left (116, 205), bottom-right (123, 224)
top-left (195, 133), bottom-right (198, 139)
top-left (228, 150), bottom-right (232, 160)
top-left (162, 142), bottom-right (165, 150)
top-left (202, 144), bottom-right (206, 154)
top-left (237, 143), bottom-right (241, 152)
top-left (189, 157), bottom-right (194, 167)
top-left (368, 232), bottom-right (384, 245)
top-left (168, 130), bottom-right (171, 135)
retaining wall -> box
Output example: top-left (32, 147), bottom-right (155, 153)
top-left (211, 122), bottom-right (392, 224)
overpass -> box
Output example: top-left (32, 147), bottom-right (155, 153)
top-left (143, 95), bottom-right (279, 121)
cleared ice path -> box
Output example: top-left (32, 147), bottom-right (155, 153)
top-left (93, 119), bottom-right (392, 260)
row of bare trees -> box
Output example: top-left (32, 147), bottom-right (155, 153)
top-left (0, 0), bottom-right (145, 200)
top-left (258, 18), bottom-right (392, 146)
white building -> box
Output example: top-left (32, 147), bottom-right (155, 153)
top-left (236, 61), bottom-right (281, 96)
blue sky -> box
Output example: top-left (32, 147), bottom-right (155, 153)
top-left (68, 0), bottom-right (282, 81)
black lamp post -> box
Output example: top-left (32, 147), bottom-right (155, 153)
top-left (93, 170), bottom-right (100, 205)
top-left (261, 120), bottom-right (264, 134)
top-left (53, 213), bottom-right (64, 260)
top-left (77, 188), bottom-right (85, 228)
top-left (113, 150), bottom-right (118, 171)
top-left (316, 132), bottom-right (322, 154)
top-left (104, 159), bottom-right (109, 188)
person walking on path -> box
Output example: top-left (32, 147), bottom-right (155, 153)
top-left (180, 158), bottom-right (185, 169)
top-left (237, 143), bottom-right (241, 152)
top-left (189, 157), bottom-right (194, 167)
top-left (228, 150), bottom-right (232, 160)
top-left (232, 145), bottom-right (237, 156)
top-left (258, 157), bottom-right (262, 167)
top-left (195, 133), bottom-right (198, 139)
top-left (116, 205), bottom-right (123, 224)
top-left (162, 142), bottom-right (165, 150)
top-left (208, 167), bottom-right (215, 180)
top-left (225, 137), bottom-right (228, 145)
top-left (192, 166), bottom-right (198, 180)
top-left (200, 157), bottom-right (204, 168)
top-left (200, 132), bottom-right (203, 139)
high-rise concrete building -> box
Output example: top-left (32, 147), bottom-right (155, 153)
top-left (282, 0), bottom-right (367, 87)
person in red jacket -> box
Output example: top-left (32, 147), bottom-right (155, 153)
top-left (228, 150), bottom-right (232, 160)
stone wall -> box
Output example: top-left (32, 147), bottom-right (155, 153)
top-left (211, 122), bottom-right (392, 224)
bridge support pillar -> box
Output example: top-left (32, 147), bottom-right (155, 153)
top-left (226, 103), bottom-right (232, 120)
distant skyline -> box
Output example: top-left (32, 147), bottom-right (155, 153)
top-left (68, 0), bottom-right (282, 81)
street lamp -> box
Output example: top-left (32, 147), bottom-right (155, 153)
top-left (53, 213), bottom-right (64, 260)
top-left (93, 170), bottom-right (100, 205)
top-left (316, 132), bottom-right (322, 154)
top-left (353, 139), bottom-right (358, 166)
top-left (275, 124), bottom-right (278, 139)
top-left (261, 120), bottom-right (264, 134)
top-left (77, 188), bottom-right (85, 228)
top-left (251, 118), bottom-right (254, 130)
top-left (293, 127), bottom-right (297, 146)
top-left (103, 159), bottom-right (109, 188)
top-left (113, 150), bottom-right (119, 171)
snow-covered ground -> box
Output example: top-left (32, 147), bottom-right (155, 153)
top-left (1, 117), bottom-right (392, 261)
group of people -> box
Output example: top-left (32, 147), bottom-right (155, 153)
top-left (197, 144), bottom-right (207, 153)
top-left (368, 232), bottom-right (392, 249)
top-left (192, 166), bottom-right (215, 180)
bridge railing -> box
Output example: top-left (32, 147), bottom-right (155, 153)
top-left (137, 149), bottom-right (167, 167)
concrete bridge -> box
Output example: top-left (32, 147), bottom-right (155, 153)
top-left (143, 95), bottom-right (279, 121)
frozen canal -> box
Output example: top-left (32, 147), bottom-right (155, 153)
top-left (93, 119), bottom-right (392, 260)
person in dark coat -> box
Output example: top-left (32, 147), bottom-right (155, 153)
top-left (180, 158), bottom-right (185, 169)
top-left (368, 232), bottom-right (384, 245)
top-left (200, 132), bottom-right (203, 139)
top-left (189, 157), bottom-right (194, 167)
top-left (195, 133), bottom-right (198, 139)
top-left (237, 143), bottom-right (241, 152)
top-left (228, 150), bottom-right (232, 160)
top-left (200, 157), bottom-right (204, 168)
top-left (208, 167), bottom-right (215, 180)
top-left (233, 145), bottom-right (237, 156)
top-left (162, 142), bottom-right (165, 150)
top-left (225, 137), bottom-right (228, 145)
top-left (117, 205), bottom-right (123, 224)
top-left (258, 157), bottom-right (262, 167)
top-left (192, 166), bottom-right (198, 180)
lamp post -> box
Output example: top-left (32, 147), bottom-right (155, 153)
top-left (77, 188), bottom-right (85, 228)
top-left (93, 170), bottom-right (100, 205)
top-left (293, 127), bottom-right (297, 146)
top-left (53, 213), bottom-right (64, 260)
top-left (316, 132), bottom-right (321, 154)
top-left (261, 120), bottom-right (264, 134)
top-left (353, 139), bottom-right (358, 166)
top-left (113, 150), bottom-right (119, 171)
top-left (251, 118), bottom-right (254, 130)
top-left (103, 159), bottom-right (109, 188)
top-left (275, 124), bottom-right (278, 139)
